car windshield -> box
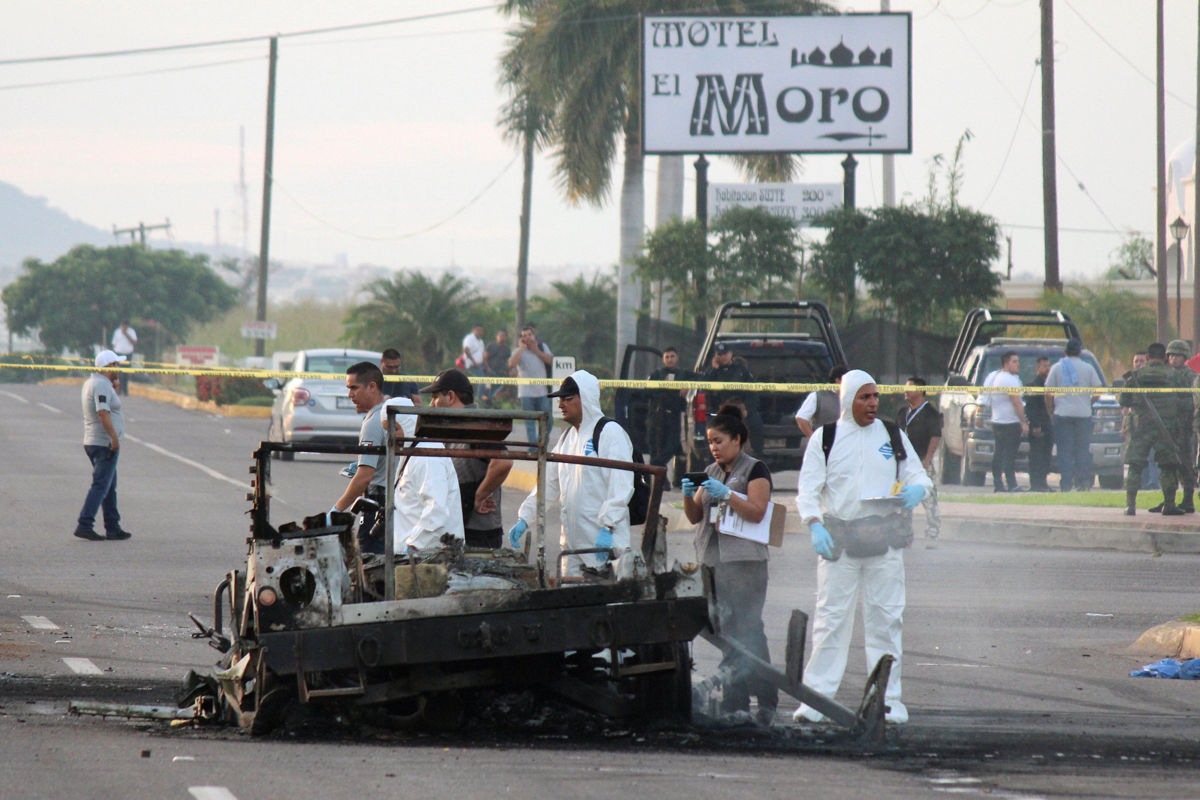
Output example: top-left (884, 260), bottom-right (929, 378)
top-left (303, 355), bottom-right (374, 375)
top-left (980, 351), bottom-right (1106, 387)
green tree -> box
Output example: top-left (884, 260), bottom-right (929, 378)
top-left (1040, 284), bottom-right (1158, 378)
top-left (529, 270), bottom-right (617, 373)
top-left (635, 207), bottom-right (803, 331)
top-left (634, 216), bottom-right (711, 329)
top-left (854, 204), bottom-right (1002, 333)
top-left (344, 270), bottom-right (481, 372)
top-left (499, 0), bottom-right (829, 366)
top-left (805, 207), bottom-right (869, 323)
top-left (2, 244), bottom-right (238, 356)
top-left (1104, 233), bottom-right (1155, 280)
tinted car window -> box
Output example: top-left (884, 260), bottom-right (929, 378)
top-left (303, 355), bottom-right (375, 375)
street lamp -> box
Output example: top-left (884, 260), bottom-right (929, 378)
top-left (1171, 216), bottom-right (1190, 334)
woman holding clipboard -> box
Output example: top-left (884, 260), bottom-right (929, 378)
top-left (681, 404), bottom-right (777, 724)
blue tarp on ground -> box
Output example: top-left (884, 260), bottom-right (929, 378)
top-left (1130, 658), bottom-right (1200, 678)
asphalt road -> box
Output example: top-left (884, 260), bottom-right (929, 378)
top-left (4, 381), bottom-right (1200, 799)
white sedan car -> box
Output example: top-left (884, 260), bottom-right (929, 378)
top-left (265, 348), bottom-right (381, 460)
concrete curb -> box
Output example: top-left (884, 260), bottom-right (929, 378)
top-left (938, 516), bottom-right (1200, 554)
top-left (41, 377), bottom-right (271, 418)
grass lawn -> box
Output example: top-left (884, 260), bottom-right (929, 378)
top-left (940, 491), bottom-right (1164, 509)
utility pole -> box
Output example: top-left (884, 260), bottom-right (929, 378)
top-left (1039, 0), bottom-right (1062, 294)
top-left (254, 36), bottom-right (278, 360)
top-left (113, 219), bottom-right (171, 247)
top-left (1194, 7), bottom-right (1200, 344)
top-left (880, 0), bottom-right (895, 208)
top-left (1155, 0), bottom-right (1169, 341)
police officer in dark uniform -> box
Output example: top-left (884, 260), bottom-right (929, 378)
top-left (647, 347), bottom-right (691, 481)
top-left (703, 343), bottom-right (763, 456)
top-left (1121, 343), bottom-right (1188, 516)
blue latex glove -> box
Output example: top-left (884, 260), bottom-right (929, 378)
top-left (701, 478), bottom-right (731, 501)
top-left (810, 522), bottom-right (835, 560)
top-left (899, 484), bottom-right (927, 510)
top-left (681, 478), bottom-right (698, 498)
top-left (508, 519), bottom-right (528, 548)
top-left (595, 527), bottom-right (614, 563)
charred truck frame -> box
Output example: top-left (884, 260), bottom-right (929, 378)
top-left (188, 405), bottom-right (890, 737)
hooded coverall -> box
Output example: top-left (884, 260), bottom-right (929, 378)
top-left (795, 370), bottom-right (932, 724)
top-left (389, 397), bottom-right (465, 551)
top-left (517, 370), bottom-right (633, 575)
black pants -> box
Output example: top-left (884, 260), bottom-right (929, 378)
top-left (992, 422), bottom-right (1022, 491)
top-left (1028, 426), bottom-right (1053, 490)
top-left (465, 527), bottom-right (503, 549)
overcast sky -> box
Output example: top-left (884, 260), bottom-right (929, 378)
top-left (0, 0), bottom-right (1196, 287)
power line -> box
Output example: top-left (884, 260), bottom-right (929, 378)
top-left (979, 62), bottom-right (1038, 209)
top-left (1062, 0), bottom-right (1194, 111)
top-left (0, 4), bottom-right (498, 67)
top-left (0, 54), bottom-right (263, 92)
top-left (272, 155), bottom-right (518, 242)
top-left (936, 4), bottom-right (1124, 234)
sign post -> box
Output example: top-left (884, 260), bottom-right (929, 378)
top-left (551, 356), bottom-right (576, 419)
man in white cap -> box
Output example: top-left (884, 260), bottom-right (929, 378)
top-left (794, 369), bottom-right (931, 724)
top-left (508, 370), bottom-right (633, 575)
top-left (74, 350), bottom-right (133, 541)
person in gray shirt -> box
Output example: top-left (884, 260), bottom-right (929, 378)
top-left (333, 361), bottom-right (389, 555)
top-left (75, 350), bottom-right (132, 541)
top-left (421, 369), bottom-right (513, 548)
top-left (1044, 337), bottom-right (1101, 492)
top-left (507, 323), bottom-right (553, 447)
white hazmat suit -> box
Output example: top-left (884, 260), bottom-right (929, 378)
top-left (389, 398), bottom-right (465, 551)
top-left (794, 370), bottom-right (931, 724)
top-left (516, 370), bottom-right (633, 575)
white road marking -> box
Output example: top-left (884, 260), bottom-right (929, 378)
top-left (189, 786), bottom-right (238, 800)
top-left (63, 657), bottom-right (102, 675)
top-left (0, 390), bottom-right (29, 404)
top-left (21, 615), bottom-right (59, 630)
top-left (36, 402), bottom-right (62, 414)
top-left (125, 435), bottom-right (248, 491)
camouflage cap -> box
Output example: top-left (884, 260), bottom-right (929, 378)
top-left (1167, 339), bottom-right (1191, 357)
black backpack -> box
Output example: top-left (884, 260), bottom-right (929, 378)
top-left (592, 417), bottom-right (652, 526)
top-left (821, 419), bottom-right (907, 468)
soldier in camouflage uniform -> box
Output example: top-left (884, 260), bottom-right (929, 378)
top-left (1166, 340), bottom-right (1196, 513)
top-left (1121, 343), bottom-right (1188, 516)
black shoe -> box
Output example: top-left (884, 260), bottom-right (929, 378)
top-left (105, 529), bottom-right (132, 540)
top-left (1148, 502), bottom-right (1164, 513)
top-left (73, 528), bottom-right (104, 541)
top-left (1163, 506), bottom-right (1186, 516)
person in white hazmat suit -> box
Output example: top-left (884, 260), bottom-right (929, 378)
top-left (509, 370), bottom-right (634, 575)
top-left (388, 397), bottom-right (465, 552)
top-left (794, 370), bottom-right (932, 724)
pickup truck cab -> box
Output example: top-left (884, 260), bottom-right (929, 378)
top-left (939, 309), bottom-right (1124, 488)
top-left (684, 300), bottom-right (847, 471)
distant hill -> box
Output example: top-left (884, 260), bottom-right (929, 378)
top-left (0, 182), bottom-right (112, 268)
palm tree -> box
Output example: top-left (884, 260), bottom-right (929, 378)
top-left (344, 270), bottom-right (482, 371)
top-left (529, 270), bottom-right (617, 371)
top-left (498, 25), bottom-right (556, 330)
top-left (499, 1), bottom-right (829, 370)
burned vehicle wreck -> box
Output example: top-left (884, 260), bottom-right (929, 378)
top-left (185, 406), bottom-right (890, 738)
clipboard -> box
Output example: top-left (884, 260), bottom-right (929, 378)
top-left (718, 492), bottom-right (787, 547)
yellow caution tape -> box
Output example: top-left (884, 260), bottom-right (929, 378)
top-left (1, 354), bottom-right (1196, 394)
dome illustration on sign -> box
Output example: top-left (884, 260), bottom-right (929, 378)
top-left (792, 40), bottom-right (893, 68)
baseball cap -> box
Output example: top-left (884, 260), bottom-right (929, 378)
top-left (547, 376), bottom-right (579, 398)
top-left (95, 349), bottom-right (127, 368)
top-left (419, 368), bottom-right (472, 396)
top-left (714, 342), bottom-right (730, 354)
